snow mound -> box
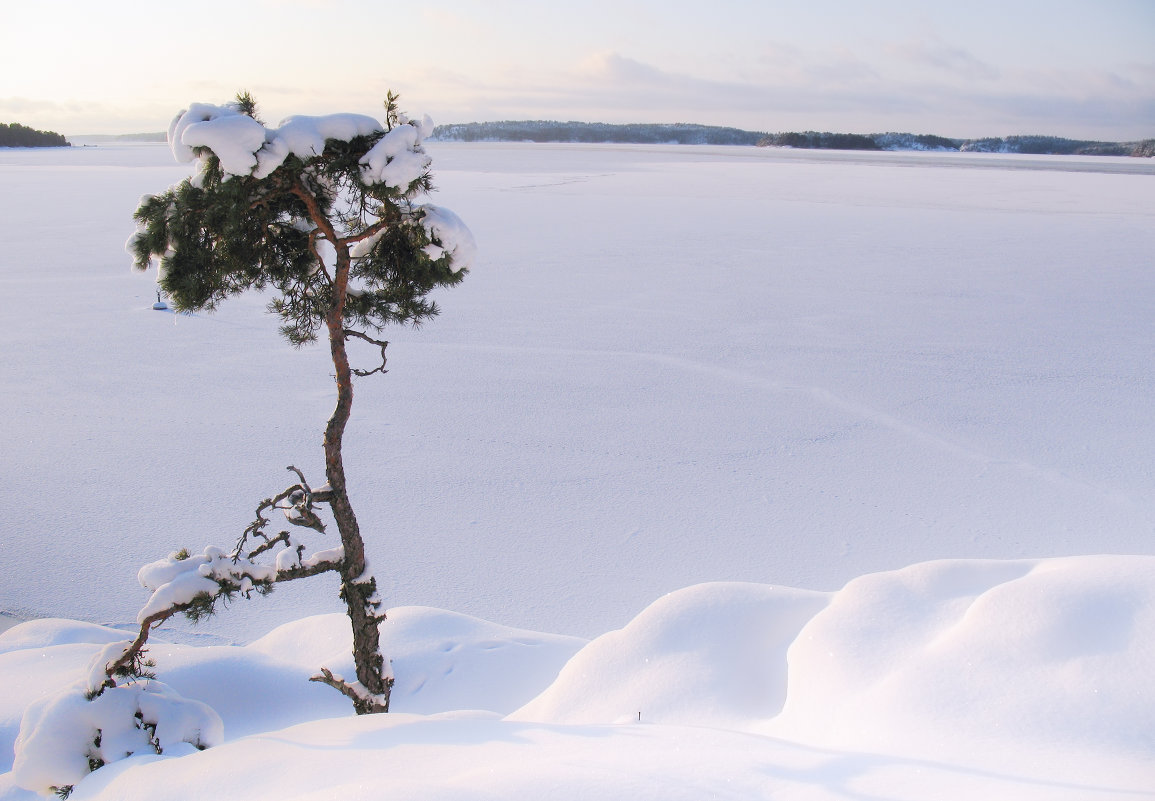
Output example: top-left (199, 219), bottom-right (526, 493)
top-left (12, 680), bottom-right (220, 796)
top-left (0, 623), bottom-right (143, 776)
top-left (1, 557), bottom-right (1152, 799)
top-left (250, 607), bottom-right (587, 715)
top-left (47, 714), bottom-right (842, 801)
top-left (0, 619), bottom-right (128, 655)
top-left (511, 582), bottom-right (828, 727)
top-left (764, 555), bottom-right (1155, 768)
top-left (513, 557), bottom-right (1155, 784)
top-left (0, 608), bottom-right (585, 785)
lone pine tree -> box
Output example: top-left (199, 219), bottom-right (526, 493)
top-left (123, 91), bottom-right (474, 713)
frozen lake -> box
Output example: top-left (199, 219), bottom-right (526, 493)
top-left (1, 142), bottom-right (1153, 642)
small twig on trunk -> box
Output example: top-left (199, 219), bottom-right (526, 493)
top-left (309, 667), bottom-right (391, 714)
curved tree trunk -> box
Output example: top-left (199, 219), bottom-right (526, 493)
top-left (319, 242), bottom-right (391, 714)
top-left (291, 179), bottom-right (392, 713)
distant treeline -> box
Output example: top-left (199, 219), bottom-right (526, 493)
top-left (755, 131), bottom-right (1155, 155)
top-left (0, 122), bottom-right (69, 148)
top-left (955, 135), bottom-right (1153, 156)
top-left (432, 121), bottom-right (764, 145)
top-left (759, 131), bottom-right (958, 151)
top-left (431, 121), bottom-right (1154, 157)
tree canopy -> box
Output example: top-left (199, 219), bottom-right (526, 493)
top-left (129, 92), bottom-right (472, 345)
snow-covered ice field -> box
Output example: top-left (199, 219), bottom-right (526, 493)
top-left (1, 141), bottom-right (1153, 797)
top-left (2, 142), bottom-right (1153, 640)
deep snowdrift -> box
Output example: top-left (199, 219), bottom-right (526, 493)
top-left (1, 556), bottom-right (1151, 799)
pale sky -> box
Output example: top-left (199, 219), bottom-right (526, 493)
top-left (2, 0), bottom-right (1152, 139)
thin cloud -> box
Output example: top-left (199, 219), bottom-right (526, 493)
top-left (256, 0), bottom-right (337, 7)
top-left (890, 39), bottom-right (1001, 81)
top-left (579, 52), bottom-right (681, 85)
top-left (34, 44), bottom-right (1147, 139)
top-left (747, 42), bottom-right (881, 90)
top-left (410, 49), bottom-right (1153, 140)
top-left (0, 97), bottom-right (96, 115)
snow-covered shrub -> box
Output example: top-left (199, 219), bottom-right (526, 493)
top-left (13, 680), bottom-right (221, 797)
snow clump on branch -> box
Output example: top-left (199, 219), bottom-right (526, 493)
top-left (349, 202), bottom-right (477, 275)
top-left (171, 103), bottom-right (267, 175)
top-left (359, 116), bottom-right (434, 189)
top-left (168, 102), bottom-right (437, 191)
top-left (418, 204), bottom-right (477, 273)
top-left (136, 546), bottom-right (276, 623)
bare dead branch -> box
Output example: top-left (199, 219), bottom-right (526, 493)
top-left (247, 531), bottom-right (291, 559)
top-left (344, 329), bottom-right (389, 377)
top-left (285, 465), bottom-right (311, 492)
top-left (233, 466), bottom-right (333, 559)
top-left (286, 506), bottom-right (326, 533)
top-left (285, 465), bottom-right (333, 503)
top-left (282, 465), bottom-right (327, 533)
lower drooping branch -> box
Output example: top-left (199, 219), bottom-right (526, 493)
top-left (103, 468), bottom-right (391, 715)
top-left (100, 556), bottom-right (345, 692)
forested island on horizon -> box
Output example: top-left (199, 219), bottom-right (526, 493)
top-left (11, 119), bottom-right (1152, 157)
top-left (0, 122), bottom-right (70, 148)
top-left (431, 121), bottom-right (1155, 157)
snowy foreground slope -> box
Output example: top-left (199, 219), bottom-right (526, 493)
top-left (1, 555), bottom-right (1152, 799)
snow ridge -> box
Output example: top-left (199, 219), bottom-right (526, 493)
top-left (3, 556), bottom-right (1152, 799)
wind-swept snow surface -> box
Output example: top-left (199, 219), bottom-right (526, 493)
top-left (1, 556), bottom-right (1151, 799)
top-left (1, 143), bottom-right (1152, 644)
